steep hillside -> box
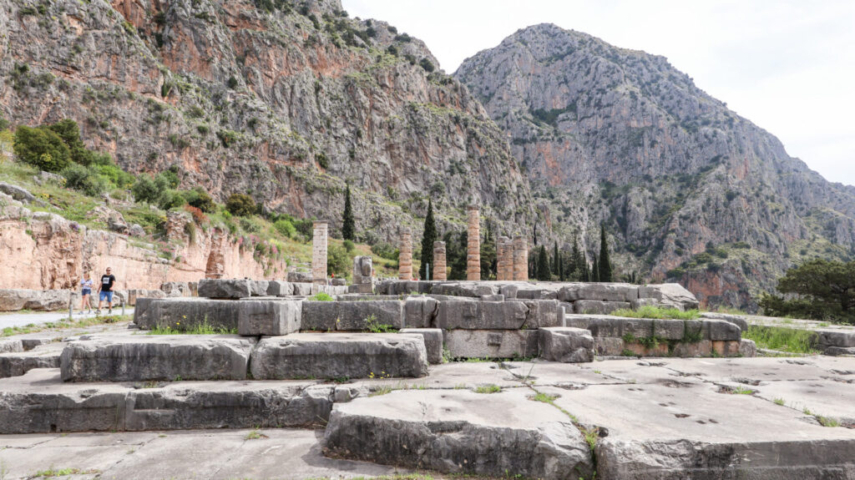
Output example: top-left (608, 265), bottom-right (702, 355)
top-left (456, 24), bottom-right (855, 310)
top-left (0, 0), bottom-right (534, 245)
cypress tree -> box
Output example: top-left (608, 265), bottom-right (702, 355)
top-left (599, 223), bottom-right (612, 282)
top-left (418, 199), bottom-right (436, 280)
top-left (552, 241), bottom-right (559, 274)
top-left (592, 254), bottom-right (600, 283)
top-left (536, 245), bottom-right (551, 281)
top-left (568, 237), bottom-right (579, 281)
top-left (342, 185), bottom-right (355, 241)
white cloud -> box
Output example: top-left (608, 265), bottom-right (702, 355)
top-left (343, 0), bottom-right (855, 186)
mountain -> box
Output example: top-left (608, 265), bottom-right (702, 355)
top-left (455, 24), bottom-right (855, 310)
top-left (0, 0), bottom-right (534, 244)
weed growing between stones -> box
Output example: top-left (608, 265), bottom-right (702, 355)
top-left (148, 318), bottom-right (236, 335)
top-left (245, 429), bottom-right (268, 440)
top-left (611, 306), bottom-right (700, 320)
top-left (369, 386), bottom-right (393, 397)
top-left (817, 416), bottom-right (840, 428)
top-left (309, 292), bottom-right (334, 302)
top-left (474, 384), bottom-right (501, 394)
top-left (741, 325), bottom-right (819, 354)
top-left (774, 397), bottom-right (786, 406)
top-left (364, 314), bottom-right (397, 333)
top-left (30, 467), bottom-right (101, 478)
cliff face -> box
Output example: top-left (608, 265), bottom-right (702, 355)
top-left (0, 0), bottom-right (534, 243)
top-left (456, 24), bottom-right (855, 310)
top-left (0, 201), bottom-right (286, 290)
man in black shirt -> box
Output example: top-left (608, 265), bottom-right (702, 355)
top-left (97, 267), bottom-right (117, 314)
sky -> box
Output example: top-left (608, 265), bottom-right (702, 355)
top-left (344, 0), bottom-right (855, 187)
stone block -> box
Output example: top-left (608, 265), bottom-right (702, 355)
top-left (740, 339), bottom-right (757, 357)
top-left (444, 330), bottom-right (539, 359)
top-left (404, 296), bottom-right (438, 328)
top-left (500, 284), bottom-right (519, 299)
top-left (160, 282), bottom-right (191, 297)
top-left (437, 299), bottom-right (528, 330)
top-left (652, 319), bottom-right (685, 340)
top-left (266, 281), bottom-right (293, 297)
top-left (522, 300), bottom-right (562, 328)
top-left (515, 284), bottom-right (561, 300)
top-left (0, 289), bottom-right (70, 312)
top-left (331, 278), bottom-right (346, 286)
top-left (249, 280), bottom-right (270, 296)
top-left (301, 301), bottom-right (339, 331)
top-left (60, 336), bottom-right (255, 382)
top-left (347, 284), bottom-right (374, 294)
top-left (126, 289), bottom-right (166, 306)
top-left (133, 298), bottom-right (242, 331)
top-left (700, 312), bottom-right (749, 332)
top-left (637, 283), bottom-right (699, 310)
top-left (0, 344), bottom-right (62, 378)
top-left (292, 283), bottom-right (313, 296)
top-left (703, 319), bottom-right (742, 341)
top-left (0, 339), bottom-right (23, 354)
top-left (250, 333), bottom-right (429, 380)
top-left (573, 300), bottom-right (631, 315)
top-left (334, 301), bottom-right (404, 331)
top-left (817, 330), bottom-right (855, 348)
top-left (400, 328), bottom-right (444, 364)
top-left (480, 294), bottom-right (505, 301)
top-left (238, 300), bottom-right (302, 336)
top-left (539, 328), bottom-right (594, 363)
top-left (198, 279), bottom-right (251, 299)
top-left (287, 271), bottom-right (313, 283)
top-left (559, 283), bottom-right (638, 303)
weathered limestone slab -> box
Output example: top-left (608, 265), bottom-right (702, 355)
top-left (312, 221), bottom-right (328, 284)
top-left (249, 280), bottom-right (270, 296)
top-left (466, 206), bottom-right (481, 281)
top-left (436, 298), bottom-right (528, 330)
top-left (637, 283), bottom-right (700, 310)
top-left (559, 283), bottom-right (638, 303)
top-left (322, 389), bottom-right (593, 480)
top-left (126, 289), bottom-right (166, 306)
top-left (197, 279), bottom-right (251, 299)
top-left (250, 333), bottom-right (429, 380)
top-left (740, 339), bottom-right (758, 357)
top-left (160, 282), bottom-right (191, 297)
top-left (0, 369), bottom-right (333, 434)
top-left (0, 338), bottom-right (23, 354)
top-left (301, 300), bottom-right (404, 331)
top-left (444, 330), bottom-right (539, 359)
top-left (704, 319), bottom-right (742, 341)
top-left (573, 300), bottom-right (631, 315)
top-left (287, 271), bottom-right (313, 283)
top-left (399, 328), bottom-right (443, 364)
top-left (398, 228), bottom-right (413, 281)
top-left (0, 343), bottom-right (62, 378)
top-left (266, 280), bottom-right (293, 297)
top-left (817, 329), bottom-right (855, 348)
top-left (237, 300), bottom-right (302, 336)
top-left (133, 298), bottom-right (241, 331)
top-left (60, 335), bottom-right (256, 382)
top-left (403, 296), bottom-right (438, 328)
top-left (292, 282), bottom-right (313, 296)
top-left (522, 299), bottom-right (562, 328)
top-left (312, 285), bottom-right (349, 296)
top-left (700, 311), bottom-right (749, 331)
top-left (432, 241), bottom-right (447, 281)
top-left (538, 327), bottom-right (594, 363)
top-left (0, 289), bottom-right (70, 312)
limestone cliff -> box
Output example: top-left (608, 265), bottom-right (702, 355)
top-left (455, 24), bottom-right (855, 310)
top-left (0, 0), bottom-right (534, 244)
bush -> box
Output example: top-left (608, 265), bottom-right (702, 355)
top-left (94, 163), bottom-right (135, 189)
top-left (371, 241), bottom-right (398, 260)
top-left (225, 193), bottom-right (256, 217)
top-left (13, 126), bottom-right (71, 171)
top-left (327, 243), bottom-right (351, 279)
top-left (46, 119), bottom-right (93, 166)
top-left (343, 239), bottom-right (355, 253)
top-left (132, 174), bottom-right (168, 204)
top-left (217, 130), bottom-right (238, 148)
top-left (419, 58), bottom-right (435, 72)
top-left (61, 164), bottom-right (108, 196)
top-left (157, 189), bottom-right (187, 210)
top-left (274, 219), bottom-right (296, 238)
top-left (184, 187), bottom-right (216, 213)
top-left (159, 168), bottom-right (180, 189)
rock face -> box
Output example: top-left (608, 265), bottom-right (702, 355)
top-left (0, 0), bottom-right (533, 246)
top-left (456, 24), bottom-right (855, 311)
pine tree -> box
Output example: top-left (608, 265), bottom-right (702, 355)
top-left (342, 185), bottom-right (355, 241)
top-left (537, 245), bottom-right (551, 281)
top-left (592, 254), bottom-right (600, 282)
top-left (599, 223), bottom-right (612, 282)
top-left (418, 199), bottom-right (437, 279)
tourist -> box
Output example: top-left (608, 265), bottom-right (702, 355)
top-left (96, 267), bottom-right (117, 315)
top-left (80, 272), bottom-right (93, 315)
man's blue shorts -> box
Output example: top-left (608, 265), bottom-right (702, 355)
top-left (100, 291), bottom-right (113, 302)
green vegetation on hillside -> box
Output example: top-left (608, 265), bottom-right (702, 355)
top-left (759, 259), bottom-right (855, 324)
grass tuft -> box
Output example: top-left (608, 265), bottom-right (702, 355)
top-left (741, 325), bottom-right (819, 354)
top-left (474, 384), bottom-right (502, 394)
top-left (611, 306), bottom-right (700, 320)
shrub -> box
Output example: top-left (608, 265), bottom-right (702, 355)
top-left (316, 152), bottom-right (329, 169)
top-left (46, 119), bottom-right (94, 166)
top-left (13, 126), bottom-right (71, 171)
top-left (343, 239), bottom-right (355, 253)
top-left (274, 219), bottom-right (296, 238)
top-left (94, 163), bottom-right (135, 189)
top-left (132, 174), bottom-right (168, 204)
top-left (225, 193), bottom-right (256, 217)
top-left (157, 190), bottom-right (187, 210)
top-left (61, 164), bottom-right (108, 196)
top-left (419, 58), bottom-right (435, 72)
top-left (327, 243), bottom-right (351, 279)
top-left (159, 168), bottom-right (180, 188)
top-left (371, 241), bottom-right (398, 260)
top-left (184, 187), bottom-right (216, 213)
top-left (184, 205), bottom-right (208, 224)
top-left (217, 130), bottom-right (239, 148)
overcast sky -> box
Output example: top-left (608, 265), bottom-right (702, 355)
top-left (344, 0), bottom-right (855, 187)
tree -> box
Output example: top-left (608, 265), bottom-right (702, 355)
top-left (418, 199), bottom-right (436, 279)
top-left (225, 193), bottom-right (256, 217)
top-left (132, 174), bottom-right (168, 204)
top-left (46, 119), bottom-right (93, 166)
top-left (592, 255), bottom-right (600, 282)
top-left (537, 245), bottom-right (551, 281)
top-left (342, 185), bottom-right (355, 241)
top-left (446, 230), bottom-right (468, 280)
top-left (553, 241), bottom-right (560, 275)
top-left (480, 221), bottom-right (497, 280)
top-left (759, 259), bottom-right (855, 323)
top-left (13, 126), bottom-right (71, 172)
top-left (567, 237), bottom-right (580, 280)
top-left (599, 224), bottom-right (613, 282)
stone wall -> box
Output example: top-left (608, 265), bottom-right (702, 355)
top-left (0, 204), bottom-right (287, 292)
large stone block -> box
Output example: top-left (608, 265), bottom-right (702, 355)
top-left (0, 344), bottom-right (62, 378)
top-left (133, 298), bottom-right (242, 331)
top-left (197, 279), bottom-right (251, 299)
top-left (250, 333), bottom-right (429, 380)
top-left (60, 336), bottom-right (255, 382)
top-left (522, 299), bottom-right (562, 328)
top-left (703, 319), bottom-right (742, 341)
top-left (126, 289), bottom-right (166, 306)
top-left (300, 301), bottom-right (339, 331)
top-left (301, 300), bottom-right (404, 332)
top-left (0, 289), bottom-right (70, 312)
top-left (436, 299), bottom-right (528, 330)
top-left (573, 300), bottom-right (631, 315)
top-left (559, 283), bottom-right (638, 303)
top-left (322, 389), bottom-right (593, 480)
top-left (237, 300), bottom-right (302, 336)
top-left (292, 283), bottom-right (313, 296)
top-left (652, 319), bottom-right (686, 340)
top-left (399, 328), bottom-right (443, 364)
top-left (539, 328), bottom-right (594, 363)
top-left (403, 296), bottom-right (438, 328)
top-left (249, 280), bottom-right (270, 297)
top-left (160, 282), bottom-right (191, 297)
top-left (817, 330), bottom-right (855, 348)
top-left (700, 312), bottom-right (748, 332)
top-left (266, 281), bottom-right (293, 297)
top-left (287, 271), bottom-right (313, 283)
top-left (0, 339), bottom-right (23, 354)
top-left (637, 283), bottom-right (699, 310)
top-left (444, 330), bottom-right (539, 359)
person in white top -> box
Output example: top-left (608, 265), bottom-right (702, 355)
top-left (80, 272), bottom-right (94, 314)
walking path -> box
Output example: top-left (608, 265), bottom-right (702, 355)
top-left (0, 308), bottom-right (134, 329)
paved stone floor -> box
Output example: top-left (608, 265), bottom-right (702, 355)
top-left (2, 355), bottom-right (854, 479)
top-left (0, 308), bottom-right (134, 329)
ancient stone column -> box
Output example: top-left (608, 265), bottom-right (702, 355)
top-left (399, 227), bottom-right (413, 281)
top-left (312, 221), bottom-right (328, 285)
top-left (497, 236), bottom-right (512, 281)
top-left (513, 235), bottom-right (528, 281)
top-left (466, 206), bottom-right (480, 281)
top-left (433, 241), bottom-right (447, 281)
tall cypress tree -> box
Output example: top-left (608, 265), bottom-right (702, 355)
top-left (342, 185), bottom-right (355, 241)
top-left (537, 245), bottom-right (551, 281)
top-left (592, 254), bottom-right (600, 283)
top-left (418, 199), bottom-right (436, 280)
top-left (599, 223), bottom-right (612, 282)
top-left (568, 237), bottom-right (579, 281)
top-left (552, 241), bottom-right (559, 274)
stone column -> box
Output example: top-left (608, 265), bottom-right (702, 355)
top-left (497, 236), bottom-right (512, 281)
top-left (399, 227), bottom-right (413, 281)
top-left (312, 221), bottom-right (328, 285)
top-left (466, 206), bottom-right (480, 281)
top-left (513, 235), bottom-right (528, 281)
top-left (433, 241), bottom-right (447, 281)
